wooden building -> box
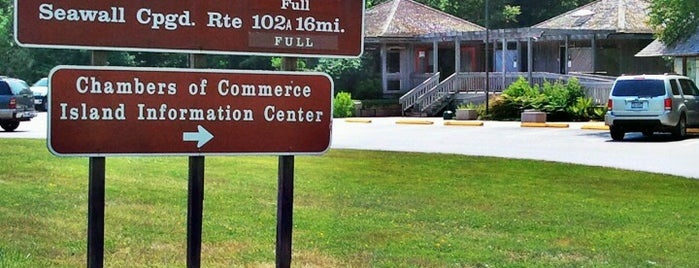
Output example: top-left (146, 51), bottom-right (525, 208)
top-left (363, 0), bottom-right (671, 115)
top-left (637, 27), bottom-right (699, 83)
top-left (364, 0), bottom-right (485, 95)
top-left (529, 0), bottom-right (667, 76)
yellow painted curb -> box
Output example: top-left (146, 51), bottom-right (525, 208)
top-left (581, 124), bottom-right (609, 131)
top-left (688, 128), bottom-right (699, 134)
top-left (521, 122), bottom-right (570, 128)
top-left (396, 119), bottom-right (434, 125)
top-left (545, 123), bottom-right (570, 128)
top-left (344, 118), bottom-right (372, 123)
top-left (521, 123), bottom-right (547, 128)
top-left (444, 121), bottom-right (484, 127)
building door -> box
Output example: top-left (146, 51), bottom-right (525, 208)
top-left (494, 50), bottom-right (518, 72)
top-left (559, 47), bottom-right (568, 74)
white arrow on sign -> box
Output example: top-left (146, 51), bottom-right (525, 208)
top-left (183, 125), bottom-right (214, 149)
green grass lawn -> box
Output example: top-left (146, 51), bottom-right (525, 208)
top-left (1, 139), bottom-right (697, 267)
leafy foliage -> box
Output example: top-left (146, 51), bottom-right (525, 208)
top-left (490, 76), bottom-right (597, 121)
top-left (271, 57), bottom-right (307, 71)
top-left (320, 0), bottom-right (596, 29)
top-left (314, 55), bottom-right (382, 100)
top-left (333, 91), bottom-right (354, 118)
top-left (501, 76), bottom-right (546, 111)
top-left (569, 97), bottom-right (591, 118)
top-left (648, 0), bottom-right (699, 45)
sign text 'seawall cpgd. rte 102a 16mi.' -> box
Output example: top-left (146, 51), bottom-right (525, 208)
top-left (14, 0), bottom-right (364, 57)
top-left (48, 66), bottom-right (333, 156)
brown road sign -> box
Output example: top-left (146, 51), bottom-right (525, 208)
top-left (48, 66), bottom-right (333, 156)
top-left (15, 0), bottom-right (364, 57)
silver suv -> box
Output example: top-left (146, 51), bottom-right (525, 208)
top-left (605, 74), bottom-right (699, 141)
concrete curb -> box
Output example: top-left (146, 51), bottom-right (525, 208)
top-left (344, 118), bottom-right (373, 123)
top-left (521, 122), bottom-right (570, 128)
top-left (581, 124), bottom-right (609, 131)
top-left (444, 121), bottom-right (484, 127)
top-left (396, 119), bottom-right (435, 125)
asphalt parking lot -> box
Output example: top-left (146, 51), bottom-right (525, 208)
top-left (333, 117), bottom-right (699, 179)
top-left (2, 113), bottom-right (697, 179)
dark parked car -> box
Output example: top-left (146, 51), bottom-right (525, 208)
top-left (0, 77), bottom-right (37, 131)
top-left (31, 77), bottom-right (48, 111)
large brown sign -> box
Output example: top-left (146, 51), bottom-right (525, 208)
top-left (15, 0), bottom-right (364, 57)
top-left (48, 66), bottom-right (333, 156)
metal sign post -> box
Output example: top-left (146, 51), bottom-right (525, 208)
top-left (187, 54), bottom-right (206, 268)
top-left (276, 57), bottom-right (297, 268)
top-left (87, 52), bottom-right (107, 268)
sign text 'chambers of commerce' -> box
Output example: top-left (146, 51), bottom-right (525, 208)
top-left (48, 66), bottom-right (333, 156)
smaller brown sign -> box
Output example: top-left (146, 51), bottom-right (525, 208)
top-left (15, 0), bottom-right (364, 57)
top-left (48, 66), bottom-right (333, 156)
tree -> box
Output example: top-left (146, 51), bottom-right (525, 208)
top-left (648, 0), bottom-right (699, 45)
top-left (513, 0), bottom-right (596, 26)
top-left (368, 0), bottom-right (597, 28)
top-left (0, 0), bottom-right (641, 84)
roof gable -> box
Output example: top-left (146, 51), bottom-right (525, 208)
top-left (365, 0), bottom-right (485, 38)
top-left (533, 0), bottom-right (653, 34)
top-left (637, 27), bottom-right (699, 57)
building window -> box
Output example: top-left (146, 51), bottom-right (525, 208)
top-left (387, 80), bottom-right (401, 91)
top-left (387, 51), bottom-right (400, 73)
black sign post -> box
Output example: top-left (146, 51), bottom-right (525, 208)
top-left (87, 52), bottom-right (107, 268)
top-left (276, 57), bottom-right (298, 268)
top-left (187, 55), bottom-right (206, 268)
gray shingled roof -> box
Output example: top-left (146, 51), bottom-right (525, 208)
top-left (533, 0), bottom-right (653, 34)
top-left (365, 0), bottom-right (485, 38)
top-left (636, 27), bottom-right (699, 57)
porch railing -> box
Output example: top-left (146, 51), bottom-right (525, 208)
top-left (398, 72), bottom-right (440, 113)
top-left (400, 72), bottom-right (615, 115)
top-left (456, 72), bottom-right (614, 105)
top-left (414, 73), bottom-right (458, 114)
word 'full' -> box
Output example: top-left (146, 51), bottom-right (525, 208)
top-left (281, 0), bottom-right (310, 11)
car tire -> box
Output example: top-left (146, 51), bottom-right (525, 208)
top-left (610, 126), bottom-right (625, 141)
top-left (672, 114), bottom-right (687, 140)
top-left (1, 121), bottom-right (20, 132)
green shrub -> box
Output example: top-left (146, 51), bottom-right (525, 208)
top-left (503, 76), bottom-right (538, 99)
top-left (486, 95), bottom-right (521, 120)
top-left (489, 76), bottom-right (592, 121)
top-left (354, 78), bottom-right (383, 99)
top-left (591, 106), bottom-right (607, 121)
top-left (568, 97), bottom-right (607, 121)
top-left (333, 91), bottom-right (354, 118)
top-left (568, 97), bottom-right (593, 121)
top-left (502, 76), bottom-right (546, 111)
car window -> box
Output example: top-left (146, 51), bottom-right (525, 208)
top-left (5, 79), bottom-right (29, 95)
top-left (33, 78), bottom-right (48, 87)
top-left (670, 79), bottom-right (681, 96)
top-left (0, 81), bottom-right (11, 95)
top-left (611, 79), bottom-right (665, 97)
top-left (679, 79), bottom-right (699, 96)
